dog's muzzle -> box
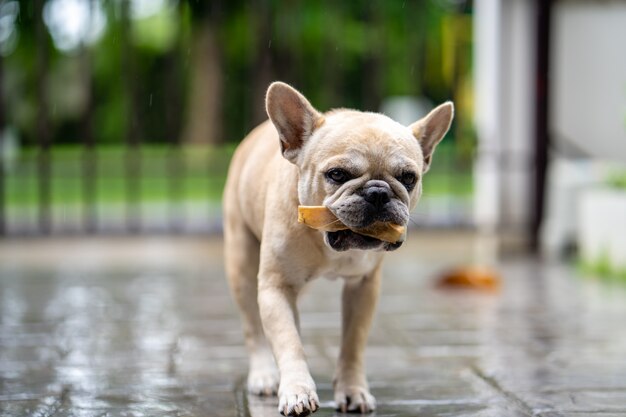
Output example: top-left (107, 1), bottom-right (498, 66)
top-left (325, 180), bottom-right (408, 251)
top-left (357, 180), bottom-right (407, 227)
top-left (362, 182), bottom-right (392, 212)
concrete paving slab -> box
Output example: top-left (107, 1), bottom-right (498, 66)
top-left (1, 235), bottom-right (625, 416)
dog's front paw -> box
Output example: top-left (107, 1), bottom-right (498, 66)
top-left (278, 379), bottom-right (319, 416)
top-left (334, 384), bottom-right (376, 414)
top-left (247, 368), bottom-right (279, 396)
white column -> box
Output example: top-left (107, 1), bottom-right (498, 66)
top-left (473, 0), bottom-right (503, 231)
top-left (474, 0), bottom-right (536, 239)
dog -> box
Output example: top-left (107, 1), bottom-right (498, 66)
top-left (223, 82), bottom-right (453, 415)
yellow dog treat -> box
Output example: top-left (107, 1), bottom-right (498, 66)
top-left (358, 222), bottom-right (406, 243)
top-left (297, 206), bottom-right (348, 232)
top-left (297, 206), bottom-right (406, 243)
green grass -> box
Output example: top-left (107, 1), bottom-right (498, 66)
top-left (5, 145), bottom-right (235, 209)
top-left (4, 144), bottom-right (472, 211)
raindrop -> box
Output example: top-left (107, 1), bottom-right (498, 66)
top-left (149, 94), bottom-right (153, 107)
top-left (268, 39), bottom-right (272, 48)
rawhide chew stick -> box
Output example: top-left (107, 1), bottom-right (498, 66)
top-left (297, 206), bottom-right (406, 243)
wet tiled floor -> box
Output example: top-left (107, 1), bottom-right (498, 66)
top-left (1, 235), bottom-right (626, 416)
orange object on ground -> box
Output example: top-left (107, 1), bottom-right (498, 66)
top-left (437, 265), bottom-right (502, 291)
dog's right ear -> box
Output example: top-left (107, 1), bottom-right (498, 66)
top-left (266, 82), bottom-right (323, 164)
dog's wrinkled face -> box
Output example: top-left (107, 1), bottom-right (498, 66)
top-left (298, 114), bottom-right (421, 252)
top-left (266, 82), bottom-right (453, 252)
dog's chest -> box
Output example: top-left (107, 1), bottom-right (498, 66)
top-left (317, 250), bottom-right (381, 281)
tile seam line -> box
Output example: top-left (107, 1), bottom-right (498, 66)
top-left (48, 385), bottom-right (71, 417)
top-left (470, 365), bottom-right (555, 417)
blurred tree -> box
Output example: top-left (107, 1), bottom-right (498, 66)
top-left (180, 0), bottom-right (223, 144)
top-left (250, 0), bottom-right (273, 125)
top-left (0, 49), bottom-right (5, 235)
top-left (2, 0), bottom-right (473, 148)
top-left (35, 0), bottom-right (52, 233)
top-left (120, 0), bottom-right (142, 146)
top-left (81, 0), bottom-right (96, 231)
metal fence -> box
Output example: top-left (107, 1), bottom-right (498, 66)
top-left (0, 144), bottom-right (232, 236)
top-left (0, 141), bottom-right (473, 236)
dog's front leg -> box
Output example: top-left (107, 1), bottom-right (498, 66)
top-left (334, 265), bottom-right (381, 413)
top-left (258, 277), bottom-right (319, 416)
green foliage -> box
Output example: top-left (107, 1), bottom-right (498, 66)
top-left (579, 253), bottom-right (626, 283)
top-left (607, 169), bottom-right (626, 190)
top-left (4, 0), bottom-right (473, 146)
top-left (132, 7), bottom-right (179, 53)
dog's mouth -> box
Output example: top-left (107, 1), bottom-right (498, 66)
top-left (325, 230), bottom-right (403, 252)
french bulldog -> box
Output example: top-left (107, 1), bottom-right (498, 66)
top-left (223, 82), bottom-right (453, 415)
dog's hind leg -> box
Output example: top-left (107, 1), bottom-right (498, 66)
top-left (224, 222), bottom-right (279, 396)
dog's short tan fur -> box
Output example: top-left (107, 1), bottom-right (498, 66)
top-left (223, 82), bottom-right (453, 416)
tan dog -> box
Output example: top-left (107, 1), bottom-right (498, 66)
top-left (223, 82), bottom-right (453, 415)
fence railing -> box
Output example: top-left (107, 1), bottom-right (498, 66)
top-left (0, 142), bottom-right (473, 236)
top-left (1, 145), bottom-right (232, 235)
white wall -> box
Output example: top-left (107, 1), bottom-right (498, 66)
top-left (552, 0), bottom-right (626, 161)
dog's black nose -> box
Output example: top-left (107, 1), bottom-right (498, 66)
top-left (363, 185), bottom-right (391, 209)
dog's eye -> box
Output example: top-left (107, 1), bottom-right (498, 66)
top-left (398, 172), bottom-right (417, 189)
top-left (326, 168), bottom-right (351, 184)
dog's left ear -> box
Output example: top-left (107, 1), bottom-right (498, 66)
top-left (409, 102), bottom-right (454, 173)
top-left (266, 82), bottom-right (323, 164)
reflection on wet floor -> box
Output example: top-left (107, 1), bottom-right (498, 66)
top-left (1, 236), bottom-right (626, 416)
top-left (240, 386), bottom-right (491, 417)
